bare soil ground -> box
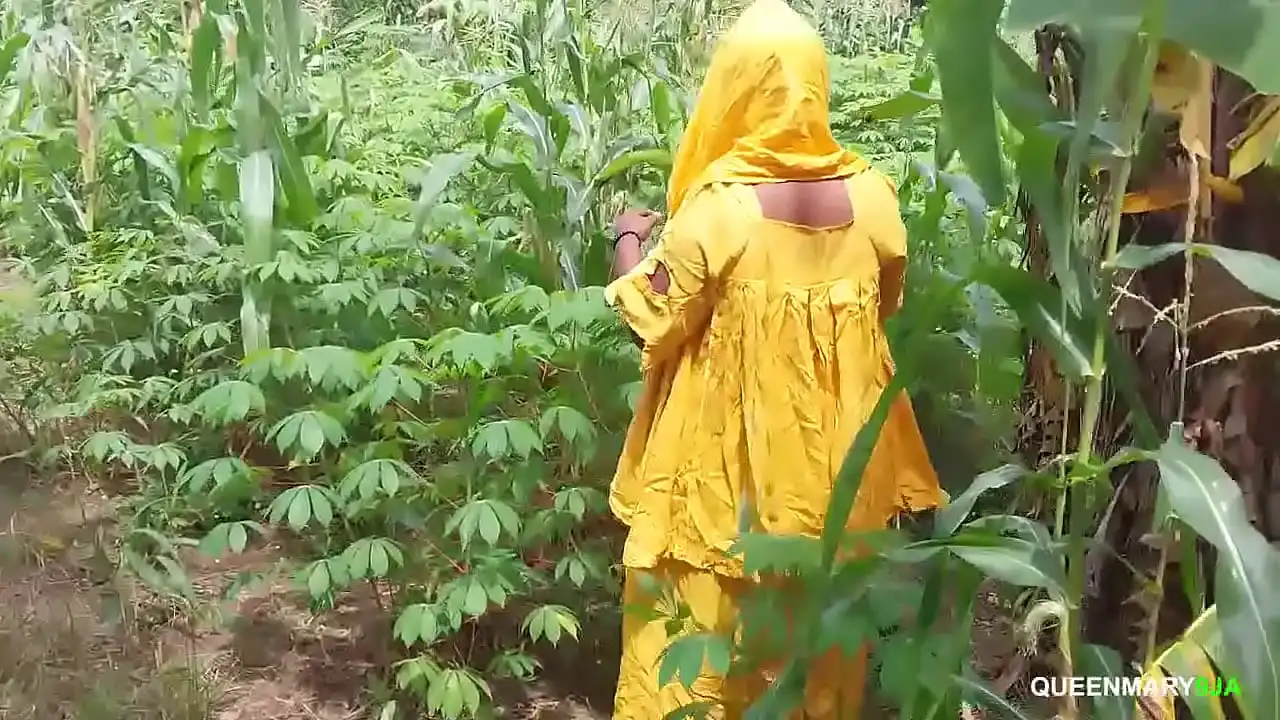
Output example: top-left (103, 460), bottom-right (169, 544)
top-left (0, 461), bottom-right (1030, 720)
top-left (0, 462), bottom-right (615, 720)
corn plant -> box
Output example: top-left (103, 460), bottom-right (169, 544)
top-left (0, 0), bottom-right (653, 716)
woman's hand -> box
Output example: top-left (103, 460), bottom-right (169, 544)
top-left (613, 209), bottom-right (664, 243)
top-left (611, 209), bottom-right (663, 284)
top-left (611, 208), bottom-right (671, 293)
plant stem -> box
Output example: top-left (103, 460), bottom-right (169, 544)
top-left (1063, 2), bottom-right (1168, 714)
top-left (1076, 18), bottom-right (1165, 462)
top-left (1143, 536), bottom-right (1170, 667)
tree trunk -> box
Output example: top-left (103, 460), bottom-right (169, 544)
top-left (1020, 40), bottom-right (1280, 662)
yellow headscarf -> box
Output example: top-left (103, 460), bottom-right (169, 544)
top-left (666, 0), bottom-right (870, 216)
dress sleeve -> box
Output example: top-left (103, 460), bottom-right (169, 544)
top-left (605, 186), bottom-right (744, 370)
top-left (861, 171), bottom-right (909, 318)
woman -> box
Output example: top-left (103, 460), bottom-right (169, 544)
top-left (604, 0), bottom-right (943, 717)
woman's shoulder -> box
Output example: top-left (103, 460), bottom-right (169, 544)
top-left (846, 167), bottom-right (899, 198)
top-left (666, 183), bottom-right (759, 236)
top-left (683, 182), bottom-right (759, 210)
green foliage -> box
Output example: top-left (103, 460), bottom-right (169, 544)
top-left (5, 0), bottom-right (1278, 719)
top-left (0, 0), bottom-right (704, 715)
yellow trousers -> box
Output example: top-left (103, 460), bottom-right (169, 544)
top-left (613, 559), bottom-right (869, 719)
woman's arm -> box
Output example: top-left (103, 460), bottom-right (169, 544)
top-left (863, 173), bottom-right (909, 322)
top-left (604, 188), bottom-right (745, 369)
top-left (610, 210), bottom-right (664, 347)
top-left (611, 209), bottom-right (668, 292)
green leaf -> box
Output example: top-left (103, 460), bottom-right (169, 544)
top-left (472, 419), bottom-right (543, 460)
top-left (658, 633), bottom-right (731, 690)
top-left (425, 329), bottom-right (505, 374)
top-left (939, 171), bottom-right (988, 242)
top-left (948, 535), bottom-right (1068, 598)
top-left (261, 91), bottom-right (318, 224)
top-left (478, 504), bottom-right (501, 544)
top-left (522, 605), bottom-right (580, 647)
top-left (301, 558), bottom-right (348, 599)
top-left (965, 514), bottom-right (1055, 548)
top-left (239, 148), bottom-right (274, 356)
top-left (127, 144), bottom-right (181, 196)
top-left (1079, 645), bottom-right (1134, 720)
top-left (190, 380), bottom-right (267, 425)
top-left (507, 101), bottom-right (557, 170)
top-left (593, 148), bottom-right (673, 184)
top-left (935, 465), bottom-right (1030, 537)
top-left (188, 17), bottom-right (219, 116)
top-left (338, 458), bottom-right (418, 501)
top-left (1006, 0), bottom-right (1280, 94)
top-left (730, 533), bottom-right (823, 575)
top-left (82, 431), bottom-right (129, 463)
top-left (0, 33), bottom-right (31, 89)
top-left (821, 373), bottom-right (907, 570)
top-left (928, 0), bottom-right (1006, 204)
top-left (857, 90), bottom-right (939, 121)
top-left (297, 345), bottom-right (369, 391)
top-left (412, 152), bottom-right (475, 241)
top-left (1110, 242), bottom-right (1187, 270)
top-left (343, 537), bottom-right (402, 580)
top-left (267, 410), bottom-right (347, 461)
top-left (481, 103), bottom-right (507, 150)
top-left (446, 500), bottom-right (520, 549)
top-left (1154, 607), bottom-right (1231, 720)
top-left (992, 38), bottom-right (1059, 134)
top-left (538, 405), bottom-right (596, 446)
top-left (267, 486), bottom-right (336, 531)
top-left (394, 604), bottom-right (441, 647)
top-left (463, 578), bottom-right (488, 617)
top-left (426, 668), bottom-right (487, 719)
top-left (179, 457), bottom-right (255, 494)
top-left (198, 521), bottom-right (263, 557)
top-left (361, 365), bottom-right (425, 412)
top-left (367, 287), bottom-right (423, 318)
top-left (1151, 434), bottom-right (1280, 718)
top-left (553, 487), bottom-right (590, 520)
top-left (1112, 242), bottom-right (1280, 304)
top-left (239, 149), bottom-right (275, 264)
top-left (555, 555), bottom-right (590, 587)
top-left (973, 264), bottom-right (1095, 380)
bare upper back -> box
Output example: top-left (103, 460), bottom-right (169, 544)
top-left (752, 177), bottom-right (855, 229)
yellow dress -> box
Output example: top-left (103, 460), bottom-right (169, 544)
top-left (604, 1), bottom-right (943, 718)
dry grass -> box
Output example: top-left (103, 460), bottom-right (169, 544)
top-left (0, 457), bottom-right (612, 720)
top-left (0, 554), bottom-right (230, 719)
top-left (0, 458), bottom-right (225, 719)
top-left (0, 461), bottom-right (383, 720)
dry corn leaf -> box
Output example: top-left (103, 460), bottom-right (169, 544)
top-left (1178, 54), bottom-right (1214, 160)
top-left (1150, 42), bottom-right (1201, 114)
top-left (1128, 50), bottom-right (1231, 217)
top-left (1123, 185), bottom-right (1189, 214)
top-left (1122, 169), bottom-right (1242, 215)
top-left (1228, 95), bottom-right (1280, 180)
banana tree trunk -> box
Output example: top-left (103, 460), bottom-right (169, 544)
top-left (1020, 36), bottom-right (1280, 661)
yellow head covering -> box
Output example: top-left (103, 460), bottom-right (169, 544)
top-left (666, 0), bottom-right (870, 215)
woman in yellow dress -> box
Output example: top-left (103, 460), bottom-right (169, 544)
top-left (603, 0), bottom-right (944, 717)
